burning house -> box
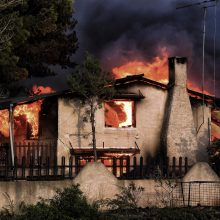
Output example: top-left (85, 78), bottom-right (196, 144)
top-left (57, 57), bottom-right (220, 167)
top-left (0, 57), bottom-right (220, 176)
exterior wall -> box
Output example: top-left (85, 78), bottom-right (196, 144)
top-left (192, 103), bottom-right (211, 161)
top-left (57, 84), bottom-right (168, 161)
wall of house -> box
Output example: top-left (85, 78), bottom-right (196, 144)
top-left (57, 84), bottom-right (168, 161)
top-left (191, 102), bottom-right (211, 161)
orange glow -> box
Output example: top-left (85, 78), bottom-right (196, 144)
top-left (0, 86), bottom-right (55, 139)
top-left (14, 100), bottom-right (42, 138)
top-left (0, 110), bottom-right (9, 137)
top-left (32, 85), bottom-right (55, 95)
top-left (112, 48), bottom-right (169, 84)
top-left (105, 101), bottom-right (134, 128)
top-left (187, 81), bottom-right (213, 96)
top-left (115, 101), bottom-right (132, 127)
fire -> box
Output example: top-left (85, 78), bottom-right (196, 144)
top-left (32, 85), bottom-right (55, 95)
top-left (14, 101), bottom-right (42, 138)
top-left (0, 110), bottom-right (9, 137)
top-left (105, 101), bottom-right (134, 128)
top-left (0, 86), bottom-right (55, 139)
top-left (112, 48), bottom-right (169, 84)
top-left (187, 81), bottom-right (213, 96)
top-left (115, 101), bottom-right (132, 127)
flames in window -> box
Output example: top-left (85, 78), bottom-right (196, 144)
top-left (105, 100), bottom-right (135, 128)
top-left (0, 86), bottom-right (55, 140)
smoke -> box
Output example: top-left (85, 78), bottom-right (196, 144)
top-left (74, 0), bottom-right (220, 96)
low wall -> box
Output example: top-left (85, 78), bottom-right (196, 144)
top-left (0, 180), bottom-right (73, 210)
top-left (0, 162), bottom-right (219, 210)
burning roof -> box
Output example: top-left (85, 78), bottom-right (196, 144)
top-left (114, 74), bottom-right (220, 107)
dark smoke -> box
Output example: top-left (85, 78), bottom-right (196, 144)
top-left (74, 0), bottom-right (220, 96)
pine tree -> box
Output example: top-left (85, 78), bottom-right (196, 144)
top-left (0, 0), bottom-right (78, 96)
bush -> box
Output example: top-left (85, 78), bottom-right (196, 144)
top-left (1, 184), bottom-right (100, 220)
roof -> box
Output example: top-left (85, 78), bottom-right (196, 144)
top-left (0, 74), bottom-right (219, 109)
top-left (0, 90), bottom-right (70, 110)
top-left (115, 74), bottom-right (220, 107)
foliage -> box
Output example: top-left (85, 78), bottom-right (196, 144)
top-left (207, 139), bottom-right (220, 173)
top-left (0, 0), bottom-right (78, 88)
top-left (154, 177), bottom-right (178, 207)
top-left (97, 182), bottom-right (144, 213)
top-left (0, 184), bottom-right (100, 220)
top-left (68, 53), bottom-right (115, 160)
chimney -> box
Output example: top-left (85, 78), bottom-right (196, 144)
top-left (162, 57), bottom-right (198, 165)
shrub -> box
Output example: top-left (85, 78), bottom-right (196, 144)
top-left (17, 184), bottom-right (99, 220)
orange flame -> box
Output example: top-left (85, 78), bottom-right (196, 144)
top-left (0, 110), bottom-right (9, 137)
top-left (112, 48), bottom-right (169, 84)
top-left (0, 86), bottom-right (55, 139)
top-left (187, 81), bottom-right (213, 96)
top-left (32, 85), bottom-right (55, 95)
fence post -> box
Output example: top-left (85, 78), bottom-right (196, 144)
top-left (166, 157), bottom-right (170, 178)
top-left (172, 157), bottom-right (176, 178)
top-left (126, 156), bottom-right (130, 178)
top-left (61, 156), bottom-right (65, 178)
top-left (29, 156), bottom-right (34, 179)
top-left (133, 156), bottom-right (137, 179)
top-left (140, 156), bottom-right (143, 179)
top-left (112, 157), bottom-right (117, 177)
top-left (179, 157), bottom-right (182, 177)
top-left (14, 156), bottom-right (18, 180)
top-left (46, 157), bottom-right (50, 178)
top-left (184, 157), bottom-right (188, 174)
top-left (69, 156), bottom-right (73, 178)
top-left (38, 156), bottom-right (42, 177)
top-left (119, 158), bottom-right (123, 177)
top-left (21, 157), bottom-right (26, 179)
top-left (75, 156), bottom-right (79, 175)
top-left (53, 156), bottom-right (58, 176)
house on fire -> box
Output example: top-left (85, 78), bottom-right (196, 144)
top-left (0, 57), bottom-right (220, 172)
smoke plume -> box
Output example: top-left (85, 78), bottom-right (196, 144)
top-left (74, 0), bottom-right (220, 96)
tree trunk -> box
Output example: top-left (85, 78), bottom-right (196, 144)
top-left (90, 102), bottom-right (97, 161)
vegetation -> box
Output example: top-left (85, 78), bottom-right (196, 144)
top-left (0, 184), bottom-right (99, 220)
top-left (0, 184), bottom-right (220, 220)
top-left (68, 53), bottom-right (115, 161)
top-left (0, 0), bottom-right (78, 95)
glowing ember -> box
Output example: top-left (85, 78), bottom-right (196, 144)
top-left (112, 48), bottom-right (169, 84)
top-left (105, 101), bottom-right (134, 128)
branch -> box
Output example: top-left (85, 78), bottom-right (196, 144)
top-left (0, 0), bottom-right (22, 10)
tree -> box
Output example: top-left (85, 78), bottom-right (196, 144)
top-left (68, 53), bottom-right (115, 161)
top-left (0, 0), bottom-right (78, 96)
top-left (0, 0), bottom-right (27, 98)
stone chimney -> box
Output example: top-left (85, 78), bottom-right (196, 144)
top-left (162, 57), bottom-right (198, 165)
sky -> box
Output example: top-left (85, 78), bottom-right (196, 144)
top-left (21, 0), bottom-right (220, 96)
top-left (73, 0), bottom-right (220, 96)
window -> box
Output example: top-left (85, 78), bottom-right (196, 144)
top-left (104, 100), bottom-right (135, 128)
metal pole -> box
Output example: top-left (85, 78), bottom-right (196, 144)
top-left (9, 104), bottom-right (14, 166)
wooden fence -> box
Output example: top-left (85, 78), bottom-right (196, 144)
top-left (0, 155), bottom-right (190, 181)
